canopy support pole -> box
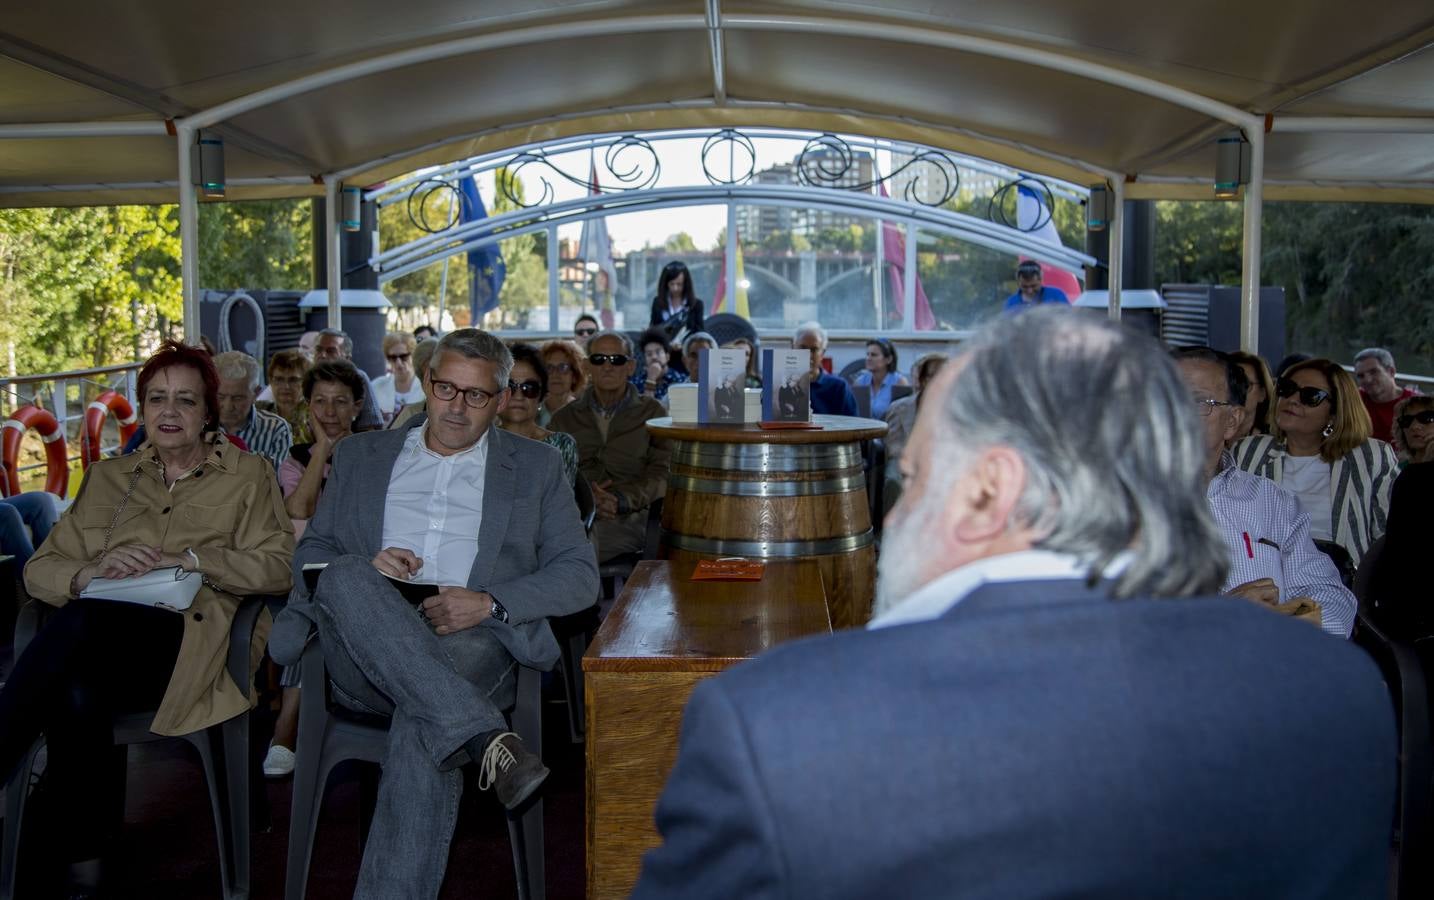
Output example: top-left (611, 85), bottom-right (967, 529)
top-left (324, 176), bottom-right (343, 331)
top-left (177, 125), bottom-right (200, 342)
top-left (1240, 129), bottom-right (1265, 352)
top-left (1107, 178), bottom-right (1124, 322)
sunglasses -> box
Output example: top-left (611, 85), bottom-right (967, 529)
top-left (1275, 378), bottom-right (1330, 408)
top-left (1398, 410), bottom-right (1434, 430)
top-left (509, 380), bottom-right (543, 399)
top-left (575, 327), bottom-right (598, 337)
top-left (588, 353), bottom-right (630, 367)
top-left (386, 353), bottom-right (411, 363)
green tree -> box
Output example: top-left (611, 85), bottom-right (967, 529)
top-left (198, 199), bottom-right (311, 290)
top-left (664, 232), bottom-right (698, 253)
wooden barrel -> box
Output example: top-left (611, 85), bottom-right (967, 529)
top-left (646, 415), bottom-right (887, 628)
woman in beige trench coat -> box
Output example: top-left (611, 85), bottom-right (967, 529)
top-left (0, 340), bottom-right (293, 894)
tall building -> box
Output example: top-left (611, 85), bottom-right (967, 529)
top-left (734, 148), bottom-right (877, 244)
top-left (887, 150), bottom-right (962, 207)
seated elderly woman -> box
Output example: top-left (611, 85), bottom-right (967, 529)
top-left (499, 343), bottom-right (579, 485)
top-left (1233, 357), bottom-right (1398, 577)
top-left (539, 338), bottom-right (587, 421)
top-left (257, 347), bottom-right (312, 443)
top-left (1391, 394), bottom-right (1434, 467)
top-left (1226, 350), bottom-right (1276, 444)
top-left (0, 340), bottom-right (293, 893)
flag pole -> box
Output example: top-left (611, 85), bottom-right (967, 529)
top-left (437, 184), bottom-right (457, 329)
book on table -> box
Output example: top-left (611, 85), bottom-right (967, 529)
top-left (301, 562), bottom-right (440, 604)
top-left (697, 348), bottom-right (748, 424)
top-left (761, 348), bottom-right (812, 423)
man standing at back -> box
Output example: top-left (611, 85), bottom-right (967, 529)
top-left (1003, 258), bottom-right (1069, 313)
top-left (634, 308), bottom-right (1395, 900)
top-left (1354, 347), bottom-right (1417, 443)
top-left (271, 328), bottom-right (598, 900)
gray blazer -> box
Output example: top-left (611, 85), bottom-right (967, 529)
top-left (270, 418), bottom-right (599, 670)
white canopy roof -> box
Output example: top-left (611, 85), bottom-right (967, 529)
top-left (2, 1), bottom-right (1432, 208)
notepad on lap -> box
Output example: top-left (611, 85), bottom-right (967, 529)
top-left (302, 562), bottom-right (440, 604)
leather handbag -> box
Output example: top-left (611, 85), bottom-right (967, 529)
top-left (78, 461), bottom-right (202, 613)
top-left (81, 565), bottom-right (201, 612)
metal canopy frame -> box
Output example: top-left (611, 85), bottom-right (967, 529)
top-left (3, 5), bottom-right (1434, 350)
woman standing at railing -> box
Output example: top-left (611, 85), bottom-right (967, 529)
top-left (0, 340), bottom-right (293, 895)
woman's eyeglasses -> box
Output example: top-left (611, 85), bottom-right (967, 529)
top-left (546, 362), bottom-right (574, 374)
top-left (429, 379), bottom-right (498, 409)
top-left (1275, 378), bottom-right (1331, 408)
top-left (509, 380), bottom-right (543, 399)
top-left (1398, 410), bottom-right (1434, 429)
top-left (386, 353), bottom-right (411, 363)
top-left (589, 353), bottom-right (630, 367)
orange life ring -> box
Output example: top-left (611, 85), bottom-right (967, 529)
top-left (82, 391), bottom-right (139, 468)
top-left (2, 405), bottom-right (69, 497)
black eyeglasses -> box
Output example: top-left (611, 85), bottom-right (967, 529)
top-left (1193, 398), bottom-right (1238, 417)
top-left (588, 353), bottom-right (630, 367)
top-left (1276, 378), bottom-right (1331, 408)
top-left (575, 327), bottom-right (597, 337)
top-left (509, 380), bottom-right (543, 399)
top-left (1398, 410), bottom-right (1434, 429)
top-left (386, 353), bottom-right (411, 363)
top-left (429, 378), bottom-right (500, 409)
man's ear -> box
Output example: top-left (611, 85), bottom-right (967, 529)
top-left (951, 446), bottom-right (1027, 545)
top-left (1223, 405), bottom-right (1245, 443)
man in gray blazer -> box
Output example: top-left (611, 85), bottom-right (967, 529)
top-left (633, 309), bottom-right (1396, 900)
top-left (272, 328), bottom-right (598, 900)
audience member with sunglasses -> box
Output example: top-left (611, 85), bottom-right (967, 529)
top-left (539, 339), bottom-right (587, 421)
top-left (572, 313), bottom-right (600, 350)
top-left (1390, 395), bottom-right (1434, 467)
top-left (1365, 394), bottom-right (1434, 638)
top-left (1233, 358), bottom-right (1398, 573)
top-left (498, 343), bottom-right (578, 486)
top-left (548, 331), bottom-right (670, 563)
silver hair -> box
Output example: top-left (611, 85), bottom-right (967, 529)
top-left (927, 307), bottom-right (1227, 599)
top-left (1354, 347), bottom-right (1395, 372)
top-left (211, 351), bottom-right (261, 390)
top-left (793, 321), bottom-right (827, 349)
top-left (432, 328), bottom-right (513, 389)
top-left (682, 331), bottom-right (716, 354)
top-left (589, 329), bottom-right (634, 357)
top-left (318, 328), bottom-right (353, 357)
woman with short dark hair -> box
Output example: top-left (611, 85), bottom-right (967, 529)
top-left (1, 340), bottom-right (293, 892)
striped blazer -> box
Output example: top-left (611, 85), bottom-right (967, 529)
top-left (1231, 434), bottom-right (1398, 566)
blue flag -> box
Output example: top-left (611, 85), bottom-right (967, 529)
top-left (459, 175), bottom-right (505, 320)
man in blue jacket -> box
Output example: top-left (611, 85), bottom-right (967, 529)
top-left (633, 308), bottom-right (1396, 900)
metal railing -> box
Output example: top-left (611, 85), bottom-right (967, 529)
top-left (0, 362), bottom-right (142, 492)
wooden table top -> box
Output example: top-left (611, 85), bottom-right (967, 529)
top-left (646, 414), bottom-right (887, 444)
top-left (584, 560), bottom-right (832, 673)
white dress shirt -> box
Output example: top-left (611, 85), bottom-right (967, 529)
top-left (868, 550), bottom-right (1129, 630)
top-left (381, 424), bottom-right (488, 586)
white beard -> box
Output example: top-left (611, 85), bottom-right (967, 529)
top-left (872, 486), bottom-right (946, 619)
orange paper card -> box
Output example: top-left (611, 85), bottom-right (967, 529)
top-left (691, 559), bottom-right (767, 581)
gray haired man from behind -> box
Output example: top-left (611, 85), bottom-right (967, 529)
top-left (634, 307), bottom-right (1396, 900)
top-left (271, 327), bottom-right (599, 899)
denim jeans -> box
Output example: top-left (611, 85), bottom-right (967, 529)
top-left (0, 491), bottom-right (58, 569)
top-left (313, 555), bottom-right (515, 900)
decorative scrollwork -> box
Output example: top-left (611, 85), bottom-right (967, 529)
top-left (405, 178), bottom-right (463, 234)
top-left (989, 177), bottom-right (1055, 233)
top-left (498, 135), bottom-right (661, 209)
top-left (702, 128), bottom-right (757, 185)
top-left (794, 133), bottom-right (960, 206)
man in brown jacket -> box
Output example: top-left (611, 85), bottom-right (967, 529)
top-left (550, 330), bottom-right (670, 562)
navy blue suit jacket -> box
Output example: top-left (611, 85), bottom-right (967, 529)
top-left (633, 579), bottom-right (1396, 899)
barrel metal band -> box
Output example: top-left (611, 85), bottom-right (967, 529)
top-left (662, 529), bottom-right (875, 558)
top-left (668, 472), bottom-right (865, 497)
top-left (671, 441), bottom-right (861, 473)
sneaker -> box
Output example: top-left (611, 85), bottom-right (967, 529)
top-left (263, 743), bottom-right (296, 778)
top-left (475, 732), bottom-right (549, 810)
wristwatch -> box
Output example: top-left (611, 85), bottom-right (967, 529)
top-left (489, 597), bottom-right (510, 624)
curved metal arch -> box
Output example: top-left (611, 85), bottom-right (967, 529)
top-left (373, 182), bottom-right (1095, 285)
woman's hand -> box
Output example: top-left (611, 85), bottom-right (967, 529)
top-left (309, 408), bottom-right (335, 456)
top-left (97, 542), bottom-right (165, 579)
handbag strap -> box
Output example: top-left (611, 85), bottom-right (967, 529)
top-left (95, 463), bottom-right (145, 561)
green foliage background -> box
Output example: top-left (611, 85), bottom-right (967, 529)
top-left (2, 194), bottom-right (1432, 377)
